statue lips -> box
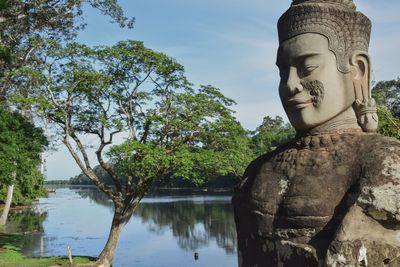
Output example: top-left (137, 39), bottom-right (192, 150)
top-left (286, 97), bottom-right (313, 111)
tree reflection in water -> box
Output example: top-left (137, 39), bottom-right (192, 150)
top-left (136, 201), bottom-right (236, 254)
top-left (71, 187), bottom-right (237, 254)
top-left (71, 186), bottom-right (114, 210)
top-left (2, 209), bottom-right (47, 256)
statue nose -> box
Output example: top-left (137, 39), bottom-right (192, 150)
top-left (286, 67), bottom-right (303, 95)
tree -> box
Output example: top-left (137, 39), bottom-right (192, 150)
top-left (20, 40), bottom-right (251, 266)
top-left (0, 0), bottom-right (132, 226)
top-left (0, 108), bottom-right (47, 225)
top-left (372, 79), bottom-right (400, 118)
top-left (372, 79), bottom-right (400, 140)
top-left (0, 0), bottom-right (134, 102)
top-left (250, 116), bottom-right (295, 156)
top-left (375, 106), bottom-right (400, 140)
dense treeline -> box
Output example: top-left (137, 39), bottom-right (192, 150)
top-left (0, 108), bottom-right (48, 204)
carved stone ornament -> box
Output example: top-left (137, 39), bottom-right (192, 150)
top-left (278, 0), bottom-right (371, 73)
top-left (354, 98), bottom-right (379, 132)
top-left (276, 0), bottom-right (378, 133)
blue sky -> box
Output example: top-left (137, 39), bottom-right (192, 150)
top-left (45, 0), bottom-right (400, 180)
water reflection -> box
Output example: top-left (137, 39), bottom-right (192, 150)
top-left (137, 201), bottom-right (236, 254)
top-left (4, 209), bottom-right (47, 256)
top-left (71, 186), bottom-right (113, 210)
top-left (70, 187), bottom-right (236, 254)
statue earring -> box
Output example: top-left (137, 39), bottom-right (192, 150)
top-left (354, 97), bottom-right (378, 133)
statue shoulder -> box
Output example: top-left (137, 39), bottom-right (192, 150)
top-left (234, 142), bottom-right (293, 194)
top-left (357, 134), bottom-right (400, 222)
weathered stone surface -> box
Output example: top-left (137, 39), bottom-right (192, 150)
top-left (233, 133), bottom-right (400, 266)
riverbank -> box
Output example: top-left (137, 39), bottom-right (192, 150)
top-left (0, 223), bottom-right (95, 266)
top-left (0, 244), bottom-right (93, 267)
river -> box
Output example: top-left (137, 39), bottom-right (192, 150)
top-left (6, 186), bottom-right (238, 267)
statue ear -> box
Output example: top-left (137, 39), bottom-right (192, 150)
top-left (350, 51), bottom-right (378, 132)
top-left (350, 51), bottom-right (371, 101)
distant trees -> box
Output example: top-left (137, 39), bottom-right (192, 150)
top-left (250, 116), bottom-right (295, 157)
top-left (372, 79), bottom-right (400, 140)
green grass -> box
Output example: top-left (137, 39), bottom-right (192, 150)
top-left (0, 231), bottom-right (95, 267)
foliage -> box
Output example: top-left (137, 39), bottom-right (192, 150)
top-left (250, 116), bottom-right (295, 156)
top-left (376, 106), bottom-right (400, 140)
top-left (21, 40), bottom-right (252, 190)
top-left (372, 79), bottom-right (400, 140)
top-left (70, 165), bottom-right (119, 185)
top-left (372, 79), bottom-right (400, 118)
top-left (0, 108), bottom-right (48, 204)
top-left (15, 39), bottom-right (252, 264)
top-left (0, 0), bottom-right (132, 207)
top-left (0, 0), bottom-right (133, 101)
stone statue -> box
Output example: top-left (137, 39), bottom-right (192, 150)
top-left (233, 0), bottom-right (400, 266)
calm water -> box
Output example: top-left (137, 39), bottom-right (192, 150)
top-left (7, 187), bottom-right (238, 267)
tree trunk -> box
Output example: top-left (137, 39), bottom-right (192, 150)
top-left (0, 184), bottom-right (14, 225)
top-left (96, 209), bottom-right (128, 267)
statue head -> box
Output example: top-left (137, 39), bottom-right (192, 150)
top-left (276, 0), bottom-right (378, 133)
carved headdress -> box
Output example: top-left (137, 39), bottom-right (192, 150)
top-left (278, 0), bottom-right (371, 73)
top-left (278, 0), bottom-right (378, 132)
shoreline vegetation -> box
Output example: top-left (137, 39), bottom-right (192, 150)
top-left (45, 180), bottom-right (237, 194)
top-left (44, 182), bottom-right (235, 191)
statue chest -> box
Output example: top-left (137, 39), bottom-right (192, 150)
top-left (248, 145), bottom-right (358, 235)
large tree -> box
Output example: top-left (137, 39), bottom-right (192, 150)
top-left (0, 0), bottom-right (132, 226)
top-left (20, 40), bottom-right (252, 266)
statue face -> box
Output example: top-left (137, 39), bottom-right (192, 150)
top-left (277, 33), bottom-right (355, 131)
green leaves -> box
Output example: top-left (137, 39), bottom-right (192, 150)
top-left (372, 79), bottom-right (400, 140)
top-left (108, 140), bottom-right (171, 181)
top-left (0, 0), bottom-right (133, 102)
top-left (250, 116), bottom-right (295, 156)
top-left (376, 106), bottom-right (400, 140)
top-left (12, 38), bottom-right (256, 199)
top-left (0, 108), bottom-right (48, 203)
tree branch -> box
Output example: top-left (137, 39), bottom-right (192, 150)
top-left (63, 125), bottom-right (116, 200)
top-left (96, 141), bottom-right (123, 194)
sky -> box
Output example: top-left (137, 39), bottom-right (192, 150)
top-left (45, 0), bottom-right (400, 180)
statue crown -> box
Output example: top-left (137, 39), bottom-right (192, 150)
top-left (291, 0), bottom-right (356, 10)
top-left (278, 0), bottom-right (370, 73)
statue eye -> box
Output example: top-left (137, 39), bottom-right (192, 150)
top-left (304, 65), bottom-right (319, 74)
